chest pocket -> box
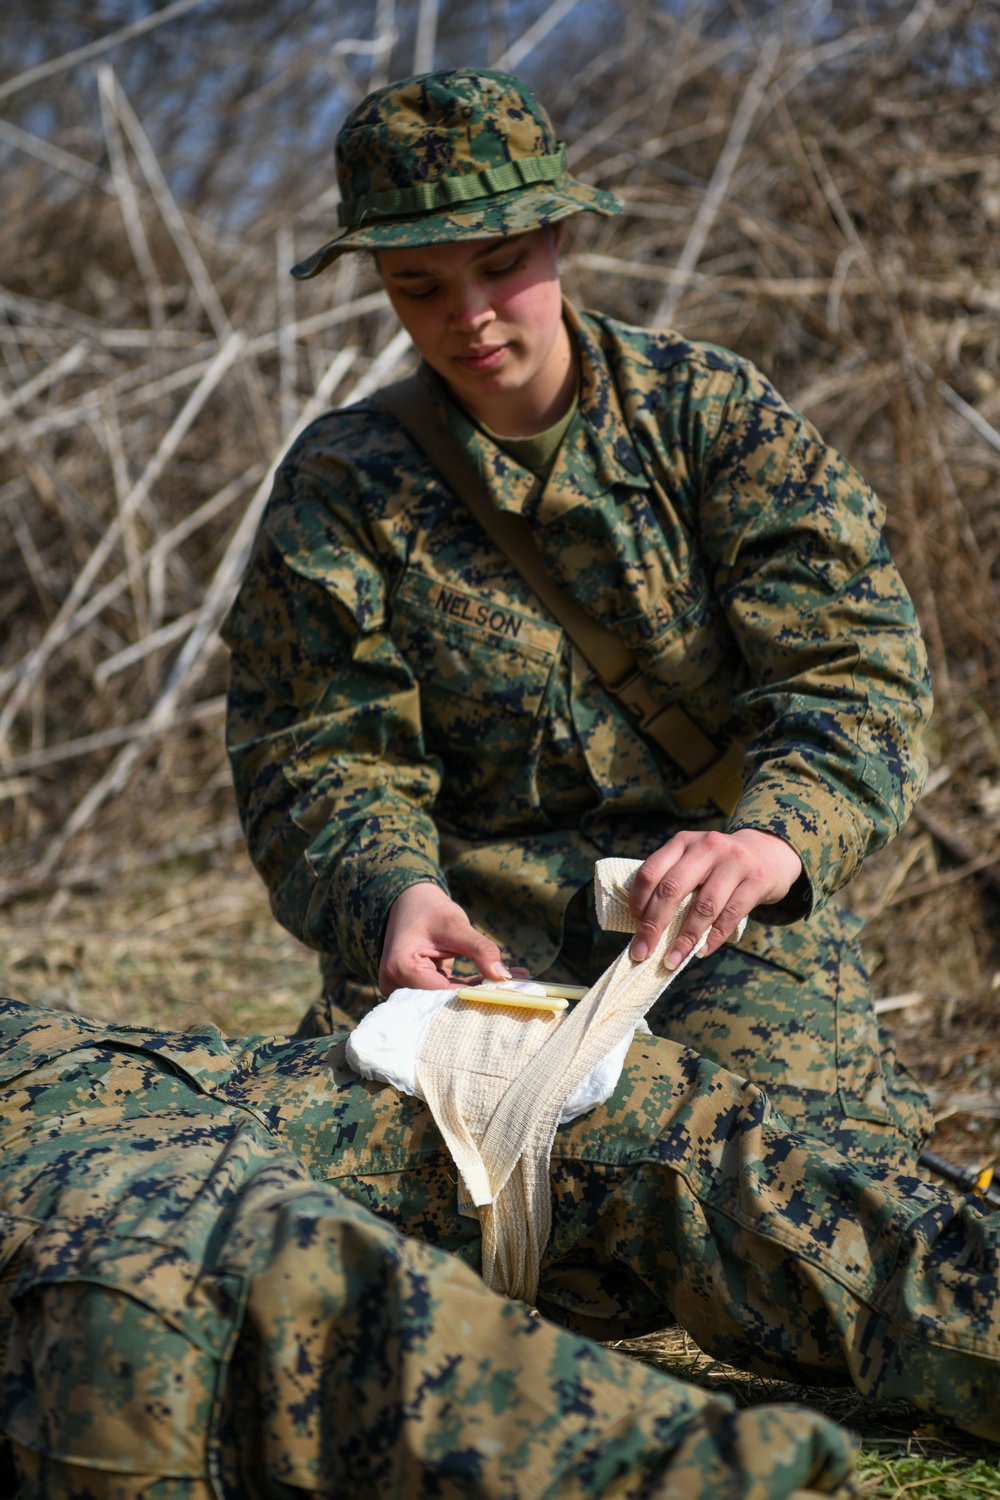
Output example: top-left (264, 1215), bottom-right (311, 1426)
top-left (389, 570), bottom-right (564, 827)
top-left (391, 571), bottom-right (562, 721)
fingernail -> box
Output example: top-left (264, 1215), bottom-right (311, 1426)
top-left (665, 948), bottom-right (682, 970)
top-left (630, 939), bottom-right (648, 962)
top-left (498, 964), bottom-right (512, 979)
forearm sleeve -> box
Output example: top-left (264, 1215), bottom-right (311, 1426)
top-left (702, 380), bottom-right (932, 910)
top-left (223, 473), bottom-right (446, 983)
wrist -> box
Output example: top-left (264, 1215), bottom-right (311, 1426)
top-left (730, 828), bottom-right (803, 902)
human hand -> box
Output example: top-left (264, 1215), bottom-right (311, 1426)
top-left (378, 881), bottom-right (516, 994)
top-left (627, 829), bottom-right (803, 969)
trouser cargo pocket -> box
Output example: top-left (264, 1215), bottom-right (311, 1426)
top-left (4, 1224), bottom-right (244, 1488)
top-left (645, 900), bottom-right (932, 1160)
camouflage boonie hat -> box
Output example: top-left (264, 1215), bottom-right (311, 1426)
top-left (291, 68), bottom-right (622, 278)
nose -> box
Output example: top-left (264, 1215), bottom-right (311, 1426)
top-left (447, 285), bottom-right (495, 333)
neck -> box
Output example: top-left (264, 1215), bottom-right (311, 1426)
top-left (462, 321), bottom-right (576, 438)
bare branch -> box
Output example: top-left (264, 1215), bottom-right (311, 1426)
top-left (494, 0), bottom-right (586, 70)
top-left (105, 67), bottom-right (232, 342)
top-left (0, 341), bottom-right (88, 419)
top-left (98, 65), bottom-right (166, 333)
top-left (0, 332), bottom-right (245, 746)
top-left (29, 341), bottom-right (365, 878)
top-left (413, 0), bottom-right (439, 73)
top-left (0, 0), bottom-right (212, 105)
top-left (0, 118), bottom-right (111, 192)
top-left (652, 35), bottom-right (780, 325)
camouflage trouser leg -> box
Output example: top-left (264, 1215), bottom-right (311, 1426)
top-left (234, 1038), bottom-right (998, 1439)
top-left (547, 892), bottom-right (932, 1167)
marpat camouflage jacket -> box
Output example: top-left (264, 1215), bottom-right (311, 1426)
top-left (222, 303), bottom-right (931, 982)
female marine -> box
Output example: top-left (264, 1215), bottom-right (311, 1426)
top-left (223, 68), bottom-right (932, 1163)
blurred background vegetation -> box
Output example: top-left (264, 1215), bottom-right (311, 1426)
top-left (1, 0), bottom-right (1000, 1487)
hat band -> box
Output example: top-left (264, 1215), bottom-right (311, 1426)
top-left (338, 143), bottom-right (568, 229)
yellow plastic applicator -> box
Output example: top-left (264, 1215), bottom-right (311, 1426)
top-left (454, 981), bottom-right (587, 1012)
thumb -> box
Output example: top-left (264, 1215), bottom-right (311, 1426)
top-left (458, 926), bottom-right (511, 983)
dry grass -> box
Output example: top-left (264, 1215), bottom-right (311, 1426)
top-left (1, 0), bottom-right (999, 1487)
top-left (0, 862), bottom-right (316, 1036)
top-left (615, 1327), bottom-right (1000, 1497)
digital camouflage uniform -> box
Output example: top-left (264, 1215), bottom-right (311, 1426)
top-left (223, 69), bottom-right (934, 1161)
top-left (223, 299), bottom-right (932, 1161)
top-left (1, 995), bottom-right (999, 1500)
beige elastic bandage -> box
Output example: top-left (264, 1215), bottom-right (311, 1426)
top-left (414, 857), bottom-right (696, 1305)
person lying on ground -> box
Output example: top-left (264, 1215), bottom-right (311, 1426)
top-left (0, 994), bottom-right (996, 1500)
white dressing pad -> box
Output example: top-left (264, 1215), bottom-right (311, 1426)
top-left (345, 980), bottom-right (632, 1123)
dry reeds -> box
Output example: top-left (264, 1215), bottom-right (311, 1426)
top-left (1, 1), bottom-right (997, 1038)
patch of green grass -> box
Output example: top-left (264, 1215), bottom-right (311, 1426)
top-left (856, 1454), bottom-right (1000, 1498)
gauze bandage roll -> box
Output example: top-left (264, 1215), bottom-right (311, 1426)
top-left (346, 858), bottom-right (743, 1303)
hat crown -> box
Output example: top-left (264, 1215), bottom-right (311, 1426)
top-left (290, 67), bottom-right (621, 278)
top-left (335, 70), bottom-right (558, 226)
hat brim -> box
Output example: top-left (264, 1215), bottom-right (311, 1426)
top-left (290, 177), bottom-right (622, 280)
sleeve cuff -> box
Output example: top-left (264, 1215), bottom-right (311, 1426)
top-left (727, 774), bottom-right (867, 920)
top-left (321, 845), bottom-right (449, 985)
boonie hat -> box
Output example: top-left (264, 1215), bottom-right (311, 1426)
top-left (291, 68), bottom-right (622, 279)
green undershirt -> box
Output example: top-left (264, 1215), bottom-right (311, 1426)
top-left (477, 389), bottom-right (579, 479)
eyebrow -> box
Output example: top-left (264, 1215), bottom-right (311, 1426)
top-left (385, 235), bottom-right (527, 281)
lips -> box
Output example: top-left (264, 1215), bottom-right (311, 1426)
top-left (456, 343), bottom-right (508, 372)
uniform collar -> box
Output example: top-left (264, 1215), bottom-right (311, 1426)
top-left (418, 364), bottom-right (540, 516)
top-left (416, 300), bottom-right (648, 520)
top-left (562, 300), bottom-right (649, 496)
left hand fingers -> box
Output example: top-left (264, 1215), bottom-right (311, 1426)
top-left (667, 831), bottom-right (801, 964)
top-left (628, 830), bottom-right (802, 967)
